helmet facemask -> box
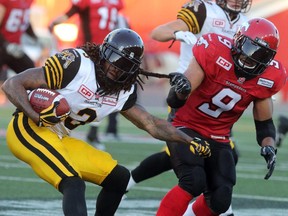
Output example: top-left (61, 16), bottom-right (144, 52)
top-left (96, 28), bottom-right (144, 95)
top-left (101, 43), bottom-right (141, 84)
top-left (232, 35), bottom-right (276, 80)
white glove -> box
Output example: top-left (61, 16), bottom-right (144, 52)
top-left (5, 43), bottom-right (25, 58)
top-left (174, 31), bottom-right (197, 45)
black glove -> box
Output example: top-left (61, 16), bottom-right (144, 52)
top-left (190, 137), bottom-right (211, 158)
top-left (38, 101), bottom-right (70, 127)
top-left (260, 146), bottom-right (277, 180)
top-left (169, 72), bottom-right (191, 95)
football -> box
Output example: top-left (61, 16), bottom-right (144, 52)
top-left (28, 88), bottom-right (70, 116)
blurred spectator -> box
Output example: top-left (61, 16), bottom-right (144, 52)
top-left (0, 0), bottom-right (39, 105)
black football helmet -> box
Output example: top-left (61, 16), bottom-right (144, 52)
top-left (100, 28), bottom-right (144, 85)
top-left (216, 0), bottom-right (252, 14)
top-left (231, 18), bottom-right (279, 80)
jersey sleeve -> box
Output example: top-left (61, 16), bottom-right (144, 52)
top-left (177, 0), bottom-right (207, 34)
top-left (259, 61), bottom-right (287, 97)
top-left (42, 48), bottom-right (81, 89)
top-left (121, 84), bottom-right (137, 111)
top-left (193, 33), bottom-right (220, 78)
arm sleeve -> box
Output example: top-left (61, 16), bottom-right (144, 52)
top-left (43, 48), bottom-right (80, 89)
top-left (177, 0), bottom-right (207, 34)
top-left (121, 85), bottom-right (137, 111)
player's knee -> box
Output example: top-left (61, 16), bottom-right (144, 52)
top-left (178, 166), bottom-right (206, 196)
top-left (101, 164), bottom-right (130, 194)
top-left (59, 176), bottom-right (86, 194)
top-left (210, 185), bottom-right (232, 214)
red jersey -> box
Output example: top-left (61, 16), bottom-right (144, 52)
top-left (72, 0), bottom-right (123, 45)
top-left (0, 0), bottom-right (33, 43)
top-left (172, 33), bottom-right (287, 142)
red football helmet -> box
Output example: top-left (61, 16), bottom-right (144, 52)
top-left (231, 17), bottom-right (279, 79)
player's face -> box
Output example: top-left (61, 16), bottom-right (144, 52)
top-left (226, 0), bottom-right (243, 12)
top-left (103, 61), bottom-right (122, 81)
top-left (238, 54), bottom-right (257, 69)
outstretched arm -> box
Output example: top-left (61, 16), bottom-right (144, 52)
top-left (121, 103), bottom-right (191, 144)
top-left (150, 19), bottom-right (189, 42)
top-left (253, 98), bottom-right (277, 179)
top-left (121, 103), bottom-right (210, 157)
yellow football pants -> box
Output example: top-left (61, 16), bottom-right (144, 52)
top-left (6, 112), bottom-right (117, 189)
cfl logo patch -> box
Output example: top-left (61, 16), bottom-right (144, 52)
top-left (79, 85), bottom-right (94, 99)
top-left (213, 19), bottom-right (225, 28)
top-left (216, 56), bottom-right (232, 71)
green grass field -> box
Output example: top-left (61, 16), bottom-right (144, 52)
top-left (1, 104), bottom-right (288, 215)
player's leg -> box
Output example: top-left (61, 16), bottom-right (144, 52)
top-left (126, 107), bottom-right (176, 190)
top-left (193, 145), bottom-right (236, 215)
top-left (157, 128), bottom-right (206, 216)
top-left (6, 53), bottom-right (35, 73)
top-left (183, 199), bottom-right (234, 216)
top-left (105, 112), bottom-right (120, 140)
top-left (86, 121), bottom-right (106, 150)
top-left (276, 115), bottom-right (288, 147)
top-left (183, 139), bottom-right (237, 216)
top-left (127, 148), bottom-right (172, 190)
top-left (1, 51), bottom-right (34, 105)
top-left (96, 164), bottom-right (130, 215)
top-left (59, 176), bottom-right (87, 216)
top-left (63, 136), bottom-right (130, 215)
top-left (6, 112), bottom-right (87, 215)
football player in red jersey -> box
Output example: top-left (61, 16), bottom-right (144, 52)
top-left (0, 0), bottom-right (38, 104)
top-left (2, 28), bottom-right (210, 215)
top-left (49, 0), bottom-right (124, 45)
top-left (49, 0), bottom-right (126, 149)
top-left (127, 1), bottom-right (252, 215)
top-left (156, 18), bottom-right (286, 216)
top-left (0, 0), bottom-right (37, 71)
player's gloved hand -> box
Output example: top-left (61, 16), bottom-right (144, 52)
top-left (38, 101), bottom-right (70, 127)
top-left (174, 31), bottom-right (197, 45)
top-left (169, 72), bottom-right (191, 95)
top-left (260, 146), bottom-right (277, 180)
top-left (190, 137), bottom-right (211, 158)
top-left (5, 43), bottom-right (25, 58)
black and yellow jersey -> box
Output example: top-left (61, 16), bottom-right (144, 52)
top-left (42, 48), bottom-right (137, 137)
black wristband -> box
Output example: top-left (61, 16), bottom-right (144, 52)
top-left (255, 118), bottom-right (276, 146)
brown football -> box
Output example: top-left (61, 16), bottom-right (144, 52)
top-left (28, 88), bottom-right (70, 116)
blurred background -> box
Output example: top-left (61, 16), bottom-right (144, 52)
top-left (22, 0), bottom-right (288, 106)
top-left (1, 2), bottom-right (288, 215)
top-left (0, 0), bottom-right (287, 107)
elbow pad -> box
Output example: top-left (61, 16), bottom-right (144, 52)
top-left (255, 118), bottom-right (276, 146)
top-left (166, 87), bottom-right (187, 108)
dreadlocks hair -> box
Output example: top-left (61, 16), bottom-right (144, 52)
top-left (79, 42), bottom-right (171, 95)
